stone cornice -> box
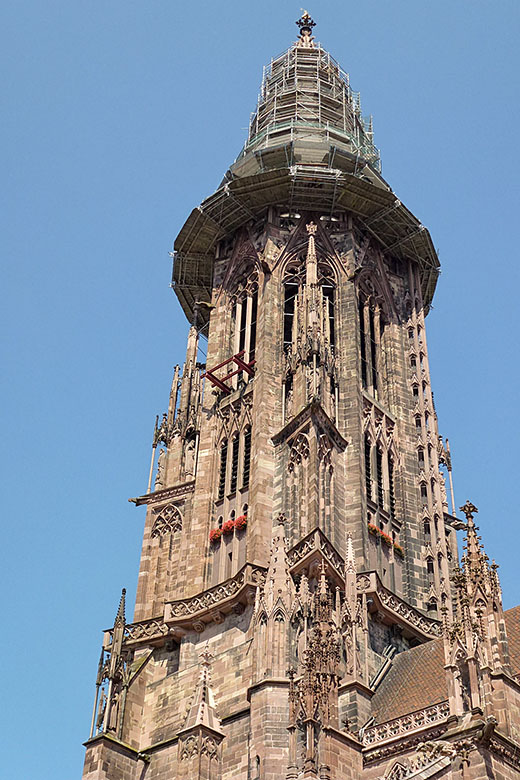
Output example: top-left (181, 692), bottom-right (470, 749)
top-left (129, 481), bottom-right (196, 507)
top-left (271, 400), bottom-right (348, 451)
top-left (488, 731), bottom-right (520, 770)
top-left (83, 732), bottom-right (141, 758)
top-left (247, 677), bottom-right (290, 701)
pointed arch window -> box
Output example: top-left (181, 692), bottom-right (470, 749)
top-left (242, 426), bottom-right (252, 488)
top-left (388, 456), bottom-right (396, 520)
top-left (282, 254), bottom-right (336, 354)
top-left (376, 447), bottom-right (384, 507)
top-left (218, 439), bottom-right (228, 500)
top-left (364, 433), bottom-right (372, 501)
top-left (216, 427), bottom-right (253, 501)
top-left (230, 272), bottom-right (259, 382)
top-left (230, 434), bottom-right (240, 494)
top-left (358, 292), bottom-right (384, 398)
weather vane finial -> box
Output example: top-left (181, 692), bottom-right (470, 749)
top-left (296, 10), bottom-right (316, 48)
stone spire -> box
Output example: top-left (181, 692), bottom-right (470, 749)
top-left (443, 502), bottom-right (511, 719)
top-left (177, 646), bottom-right (225, 779)
top-left (253, 519), bottom-right (295, 679)
top-left (182, 646), bottom-right (223, 733)
top-left (109, 588), bottom-right (126, 677)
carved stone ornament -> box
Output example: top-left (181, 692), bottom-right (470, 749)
top-left (151, 503), bottom-right (183, 538)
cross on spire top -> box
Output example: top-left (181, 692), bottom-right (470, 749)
top-left (296, 11), bottom-right (316, 48)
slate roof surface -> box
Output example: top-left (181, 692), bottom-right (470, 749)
top-left (370, 605), bottom-right (520, 725)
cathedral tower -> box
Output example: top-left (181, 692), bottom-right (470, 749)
top-left (82, 14), bottom-right (520, 780)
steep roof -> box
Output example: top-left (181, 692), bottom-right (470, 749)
top-left (371, 605), bottom-right (520, 724)
top-left (371, 637), bottom-right (446, 724)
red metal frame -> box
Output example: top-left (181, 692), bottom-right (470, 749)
top-left (202, 350), bottom-right (256, 394)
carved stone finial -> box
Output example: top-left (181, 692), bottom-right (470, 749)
top-left (115, 588), bottom-right (126, 628)
top-left (306, 221), bottom-right (317, 236)
top-left (460, 501), bottom-right (478, 521)
top-left (199, 642), bottom-right (214, 668)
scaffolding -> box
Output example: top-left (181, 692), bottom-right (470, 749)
top-left (242, 45), bottom-right (380, 172)
top-left (171, 42), bottom-right (439, 327)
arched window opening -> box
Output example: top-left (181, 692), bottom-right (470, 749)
top-left (423, 520), bottom-right (431, 536)
top-left (417, 447), bottom-right (424, 465)
top-left (249, 288), bottom-right (258, 361)
top-left (218, 516), bottom-right (223, 529)
top-left (364, 434), bottom-right (372, 501)
top-left (415, 416), bottom-right (422, 429)
top-left (238, 298), bottom-right (247, 354)
top-left (283, 282), bottom-right (298, 353)
top-left (420, 482), bottom-right (428, 499)
top-left (283, 254), bottom-right (336, 355)
top-left (218, 440), bottom-right (228, 499)
top-left (413, 384), bottom-right (419, 397)
top-left (376, 447), bottom-right (384, 507)
top-left (388, 457), bottom-right (396, 520)
top-left (359, 299), bottom-right (368, 387)
top-left (427, 557), bottom-right (434, 574)
top-left (369, 307), bottom-right (378, 393)
top-left (242, 427), bottom-right (252, 488)
top-left (230, 435), bottom-right (240, 494)
top-left (410, 355), bottom-right (417, 368)
top-left (358, 292), bottom-right (385, 397)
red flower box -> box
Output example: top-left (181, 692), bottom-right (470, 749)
top-left (222, 520), bottom-right (235, 535)
top-left (209, 528), bottom-right (222, 543)
top-left (394, 543), bottom-right (404, 559)
top-left (235, 515), bottom-right (247, 531)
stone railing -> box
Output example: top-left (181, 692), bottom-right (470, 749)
top-left (287, 528), bottom-right (345, 577)
top-left (356, 572), bottom-right (441, 639)
top-left (363, 701), bottom-right (450, 747)
top-left (287, 531), bottom-right (440, 640)
top-left (378, 586), bottom-right (441, 637)
top-left (165, 563), bottom-right (267, 630)
top-left (104, 617), bottom-right (172, 649)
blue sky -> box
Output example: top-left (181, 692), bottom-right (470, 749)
top-left (1, 1), bottom-right (519, 777)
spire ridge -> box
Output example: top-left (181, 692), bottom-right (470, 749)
top-left (345, 534), bottom-right (356, 573)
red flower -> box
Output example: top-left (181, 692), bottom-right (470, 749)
top-left (368, 523), bottom-right (378, 536)
top-left (394, 543), bottom-right (404, 558)
top-left (209, 528), bottom-right (222, 543)
top-left (235, 515), bottom-right (247, 531)
top-left (222, 520), bottom-right (235, 535)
